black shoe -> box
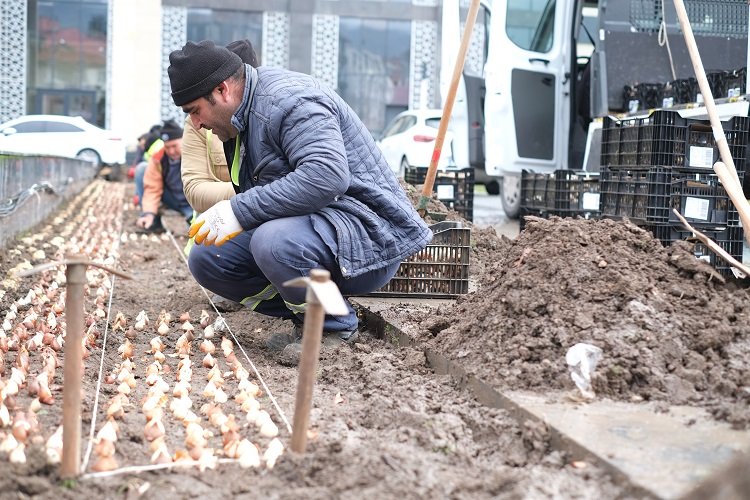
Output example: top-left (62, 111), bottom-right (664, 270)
top-left (265, 325), bottom-right (359, 352)
top-left (211, 294), bottom-right (243, 313)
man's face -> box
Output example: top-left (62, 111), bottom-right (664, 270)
top-left (164, 138), bottom-right (182, 160)
top-left (182, 84), bottom-right (238, 142)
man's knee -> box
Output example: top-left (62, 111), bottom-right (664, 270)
top-left (187, 245), bottom-right (214, 286)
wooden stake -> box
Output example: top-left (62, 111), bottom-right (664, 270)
top-left (18, 257), bottom-right (132, 478)
top-left (61, 258), bottom-right (86, 478)
top-left (284, 269), bottom-right (348, 454)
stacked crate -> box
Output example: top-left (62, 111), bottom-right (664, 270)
top-left (404, 166), bottom-right (475, 221)
top-left (599, 109), bottom-right (749, 277)
top-left (519, 169), bottom-right (600, 230)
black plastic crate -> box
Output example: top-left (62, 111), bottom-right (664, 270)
top-left (404, 166), bottom-right (474, 221)
top-left (520, 170), bottom-right (555, 211)
top-left (650, 224), bottom-right (745, 279)
top-left (601, 110), bottom-right (750, 173)
top-left (552, 170), bottom-right (600, 218)
top-left (599, 167), bottom-right (670, 223)
top-left (669, 171), bottom-right (744, 226)
top-left (370, 221), bottom-right (471, 297)
top-left (600, 167), bottom-right (743, 226)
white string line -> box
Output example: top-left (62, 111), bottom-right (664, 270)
top-left (163, 227), bottom-right (293, 434)
top-left (80, 184), bottom-right (126, 473)
top-left (80, 458), bottom-right (241, 480)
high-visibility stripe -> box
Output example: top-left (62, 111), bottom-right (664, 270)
top-left (239, 284), bottom-right (278, 311)
top-left (284, 300), bottom-right (306, 315)
top-left (231, 138), bottom-right (240, 186)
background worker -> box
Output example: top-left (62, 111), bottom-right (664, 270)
top-left (133, 124), bottom-right (165, 208)
top-left (167, 40), bottom-right (432, 351)
top-left (136, 120), bottom-right (193, 232)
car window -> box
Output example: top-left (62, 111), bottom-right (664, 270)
top-left (46, 122), bottom-right (84, 133)
top-left (425, 117), bottom-right (441, 130)
top-left (400, 116), bottom-right (417, 132)
top-left (12, 121), bottom-right (47, 133)
top-left (382, 117), bottom-right (405, 139)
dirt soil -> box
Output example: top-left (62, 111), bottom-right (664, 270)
top-left (0, 181), bottom-right (632, 498)
top-left (409, 215), bottom-right (750, 429)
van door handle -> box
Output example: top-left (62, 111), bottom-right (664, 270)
top-left (529, 58), bottom-right (550, 66)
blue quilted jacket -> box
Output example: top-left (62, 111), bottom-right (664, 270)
top-left (229, 66), bottom-right (432, 278)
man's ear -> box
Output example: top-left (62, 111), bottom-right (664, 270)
top-left (216, 82), bottom-right (230, 101)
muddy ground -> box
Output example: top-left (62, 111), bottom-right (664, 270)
top-left (0, 181), bottom-right (633, 498)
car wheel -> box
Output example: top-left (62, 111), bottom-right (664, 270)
top-left (399, 156), bottom-right (410, 179)
top-left (500, 174), bottom-right (521, 219)
top-left (485, 179), bottom-right (500, 195)
top-left (76, 149), bottom-right (101, 169)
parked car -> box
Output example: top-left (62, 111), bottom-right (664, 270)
top-left (0, 114), bottom-right (126, 168)
top-left (377, 109), bottom-right (456, 177)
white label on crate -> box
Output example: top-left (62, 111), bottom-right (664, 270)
top-left (628, 100), bottom-right (639, 113)
top-left (731, 267), bottom-right (747, 279)
top-left (684, 197), bottom-right (710, 220)
top-left (698, 255), bottom-right (711, 263)
top-left (436, 184), bottom-right (455, 200)
top-left (582, 192), bottom-right (600, 211)
top-left (662, 97), bottom-right (674, 108)
top-left (696, 93), bottom-right (704, 104)
top-left (689, 146), bottom-right (714, 169)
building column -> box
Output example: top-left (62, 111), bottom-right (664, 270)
top-left (311, 15), bottom-right (339, 90)
top-left (0, 0), bottom-right (27, 123)
top-left (262, 12), bottom-right (290, 68)
top-left (160, 5), bottom-right (187, 124)
top-left (410, 20), bottom-right (438, 110)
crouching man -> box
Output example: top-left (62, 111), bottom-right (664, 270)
top-left (167, 40), bottom-right (431, 353)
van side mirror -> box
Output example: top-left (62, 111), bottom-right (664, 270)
top-left (2, 127), bottom-right (17, 136)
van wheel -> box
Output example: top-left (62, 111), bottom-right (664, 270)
top-left (485, 180), bottom-right (500, 195)
top-left (500, 174), bottom-right (521, 219)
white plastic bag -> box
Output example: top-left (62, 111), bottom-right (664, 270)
top-left (566, 343), bottom-right (603, 400)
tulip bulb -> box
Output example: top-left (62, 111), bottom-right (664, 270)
top-left (238, 439), bottom-right (260, 468)
top-left (93, 437), bottom-right (116, 457)
top-left (214, 387), bottom-right (228, 404)
top-left (9, 442), bottom-right (26, 464)
top-left (12, 414), bottom-right (31, 442)
top-left (185, 423), bottom-right (207, 449)
top-left (45, 426), bottom-right (63, 464)
top-left (96, 420), bottom-right (119, 443)
top-left (150, 337), bottom-right (164, 353)
top-left (0, 433), bottom-right (18, 453)
top-left (203, 325), bottom-right (215, 339)
top-left (157, 322), bottom-right (170, 335)
top-left (106, 397), bottom-right (125, 420)
top-left (240, 397), bottom-right (260, 414)
top-left (150, 444), bottom-right (172, 464)
top-left (202, 353), bottom-right (215, 368)
top-left (111, 311), bottom-right (127, 331)
top-left (200, 339), bottom-right (215, 354)
top-left (199, 310), bottom-right (210, 328)
top-left (118, 340), bottom-right (134, 360)
top-left (175, 334), bottom-right (191, 356)
top-left (0, 404), bottom-right (10, 427)
top-left (154, 351), bottom-right (166, 363)
top-left (179, 312), bottom-right (190, 323)
top-left (220, 337), bottom-right (233, 357)
top-left (91, 454), bottom-right (118, 472)
top-left (238, 378), bottom-right (260, 397)
top-left (263, 438), bottom-right (284, 469)
top-left (144, 418), bottom-right (165, 442)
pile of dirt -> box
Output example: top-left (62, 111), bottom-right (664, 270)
top-left (416, 216), bottom-right (750, 428)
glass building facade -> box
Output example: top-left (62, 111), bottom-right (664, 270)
top-left (1, 0), bottom-right (487, 145)
top-left (27, 0), bottom-right (108, 125)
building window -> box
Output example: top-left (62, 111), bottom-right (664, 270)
top-left (27, 0), bottom-right (108, 125)
top-left (338, 17), bottom-right (411, 136)
top-left (187, 8), bottom-right (263, 59)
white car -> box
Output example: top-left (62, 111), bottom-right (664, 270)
top-left (0, 114), bottom-right (126, 168)
top-left (377, 109), bottom-right (456, 177)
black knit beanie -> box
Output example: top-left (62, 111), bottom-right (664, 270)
top-left (226, 39), bottom-right (259, 67)
top-left (168, 40), bottom-right (243, 106)
top-left (160, 120), bottom-right (183, 142)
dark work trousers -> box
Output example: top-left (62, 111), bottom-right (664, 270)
top-left (188, 214), bottom-right (400, 332)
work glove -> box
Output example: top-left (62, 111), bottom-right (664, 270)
top-left (188, 200), bottom-right (243, 246)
